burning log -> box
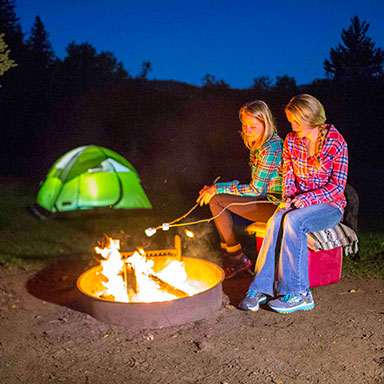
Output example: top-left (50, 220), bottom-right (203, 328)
top-left (174, 234), bottom-right (182, 262)
top-left (148, 274), bottom-right (189, 298)
top-left (123, 263), bottom-right (138, 301)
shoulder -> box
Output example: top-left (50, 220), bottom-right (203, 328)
top-left (284, 132), bottom-right (297, 147)
top-left (262, 134), bottom-right (283, 151)
top-left (325, 124), bottom-right (348, 150)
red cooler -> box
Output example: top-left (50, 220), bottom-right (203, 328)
top-left (246, 222), bottom-right (343, 288)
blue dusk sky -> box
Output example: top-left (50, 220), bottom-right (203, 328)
top-left (15, 0), bottom-right (384, 89)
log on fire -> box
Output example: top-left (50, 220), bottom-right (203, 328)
top-left (148, 274), bottom-right (189, 298)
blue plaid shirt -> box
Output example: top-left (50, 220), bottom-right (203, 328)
top-left (216, 134), bottom-right (283, 198)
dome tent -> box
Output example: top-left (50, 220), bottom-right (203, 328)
top-left (32, 145), bottom-right (152, 217)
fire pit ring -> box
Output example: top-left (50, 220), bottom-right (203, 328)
top-left (77, 256), bottom-right (224, 330)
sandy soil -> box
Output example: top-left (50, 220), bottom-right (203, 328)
top-left (1, 261), bottom-right (384, 384)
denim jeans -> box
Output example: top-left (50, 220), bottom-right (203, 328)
top-left (248, 203), bottom-right (343, 296)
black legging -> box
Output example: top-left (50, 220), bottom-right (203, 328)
top-left (209, 194), bottom-right (278, 247)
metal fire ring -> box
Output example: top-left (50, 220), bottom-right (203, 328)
top-left (77, 257), bottom-right (224, 330)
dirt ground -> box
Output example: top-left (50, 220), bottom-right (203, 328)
top-left (1, 260), bottom-right (384, 384)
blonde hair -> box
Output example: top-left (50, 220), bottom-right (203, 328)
top-left (285, 94), bottom-right (327, 167)
top-left (239, 100), bottom-right (277, 150)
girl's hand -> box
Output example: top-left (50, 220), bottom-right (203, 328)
top-left (197, 185), bottom-right (217, 206)
top-left (292, 197), bottom-right (305, 209)
top-left (279, 197), bottom-right (292, 209)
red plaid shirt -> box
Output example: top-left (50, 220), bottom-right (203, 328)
top-left (283, 124), bottom-right (348, 213)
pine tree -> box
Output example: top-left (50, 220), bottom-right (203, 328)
top-left (0, 0), bottom-right (24, 60)
top-left (324, 15), bottom-right (384, 82)
top-left (26, 16), bottom-right (55, 68)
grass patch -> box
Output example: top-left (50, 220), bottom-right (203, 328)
top-left (343, 230), bottom-right (384, 279)
top-left (0, 178), bottom-right (383, 280)
top-left (0, 178), bottom-right (220, 268)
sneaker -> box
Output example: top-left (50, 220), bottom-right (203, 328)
top-left (268, 290), bottom-right (315, 314)
top-left (238, 290), bottom-right (267, 311)
top-left (223, 253), bottom-right (252, 279)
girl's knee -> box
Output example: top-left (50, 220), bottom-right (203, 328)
top-left (283, 211), bottom-right (304, 231)
top-left (209, 194), bottom-right (221, 207)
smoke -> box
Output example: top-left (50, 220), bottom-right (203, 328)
top-left (174, 218), bottom-right (221, 265)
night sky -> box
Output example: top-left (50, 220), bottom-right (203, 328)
top-left (16, 0), bottom-right (384, 89)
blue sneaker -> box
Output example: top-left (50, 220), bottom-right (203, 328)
top-left (268, 290), bottom-right (314, 314)
top-left (238, 290), bottom-right (267, 311)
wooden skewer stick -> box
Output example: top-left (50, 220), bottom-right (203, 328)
top-left (148, 274), bottom-right (188, 298)
top-left (174, 234), bottom-right (182, 262)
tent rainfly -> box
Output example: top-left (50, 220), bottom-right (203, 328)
top-left (32, 145), bottom-right (152, 217)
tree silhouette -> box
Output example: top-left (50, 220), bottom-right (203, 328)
top-left (0, 0), bottom-right (23, 43)
top-left (251, 75), bottom-right (272, 91)
top-left (26, 16), bottom-right (55, 69)
top-left (138, 61), bottom-right (152, 79)
top-left (58, 41), bottom-right (129, 95)
top-left (273, 74), bottom-right (297, 93)
top-left (324, 15), bottom-right (384, 82)
top-left (201, 73), bottom-right (229, 89)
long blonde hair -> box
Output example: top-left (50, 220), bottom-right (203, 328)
top-left (285, 94), bottom-right (327, 167)
top-left (239, 100), bottom-right (277, 150)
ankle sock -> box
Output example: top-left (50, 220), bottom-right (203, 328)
top-left (225, 243), bottom-right (243, 258)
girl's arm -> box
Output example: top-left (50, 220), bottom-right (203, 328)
top-left (216, 140), bottom-right (281, 196)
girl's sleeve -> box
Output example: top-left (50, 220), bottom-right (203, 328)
top-left (282, 137), bottom-right (297, 199)
top-left (216, 141), bottom-right (281, 196)
top-left (300, 141), bottom-right (348, 207)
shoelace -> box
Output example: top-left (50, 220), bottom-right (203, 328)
top-left (282, 294), bottom-right (297, 302)
top-left (282, 291), bottom-right (310, 303)
top-left (247, 290), bottom-right (260, 299)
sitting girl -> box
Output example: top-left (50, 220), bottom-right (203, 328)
top-left (198, 100), bottom-right (283, 279)
top-left (239, 94), bottom-right (348, 313)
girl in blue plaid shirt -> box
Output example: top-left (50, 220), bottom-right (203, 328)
top-left (198, 100), bottom-right (283, 279)
top-left (239, 94), bottom-right (348, 314)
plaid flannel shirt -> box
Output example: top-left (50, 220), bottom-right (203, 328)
top-left (283, 124), bottom-right (348, 213)
top-left (216, 133), bottom-right (282, 198)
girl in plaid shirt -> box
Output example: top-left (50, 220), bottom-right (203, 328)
top-left (198, 100), bottom-right (283, 279)
top-left (240, 94), bottom-right (348, 314)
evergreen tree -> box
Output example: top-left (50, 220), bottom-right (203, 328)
top-left (324, 15), bottom-right (384, 82)
top-left (0, 0), bottom-right (24, 61)
top-left (26, 16), bottom-right (55, 69)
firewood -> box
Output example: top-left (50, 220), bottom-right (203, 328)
top-left (148, 274), bottom-right (188, 298)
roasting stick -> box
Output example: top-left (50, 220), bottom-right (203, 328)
top-left (145, 198), bottom-right (285, 237)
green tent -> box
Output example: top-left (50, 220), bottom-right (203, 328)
top-left (33, 145), bottom-right (152, 216)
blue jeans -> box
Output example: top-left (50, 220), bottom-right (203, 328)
top-left (249, 204), bottom-right (342, 296)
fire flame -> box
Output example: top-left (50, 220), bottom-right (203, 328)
top-left (94, 236), bottom-right (200, 303)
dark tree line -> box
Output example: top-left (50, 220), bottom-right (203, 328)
top-left (0, 1), bottom-right (383, 201)
top-left (0, 0), bottom-right (139, 174)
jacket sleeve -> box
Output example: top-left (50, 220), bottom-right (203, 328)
top-left (299, 141), bottom-right (348, 207)
top-left (216, 141), bottom-right (281, 196)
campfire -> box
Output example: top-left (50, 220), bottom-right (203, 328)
top-left (76, 235), bottom-right (224, 329)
